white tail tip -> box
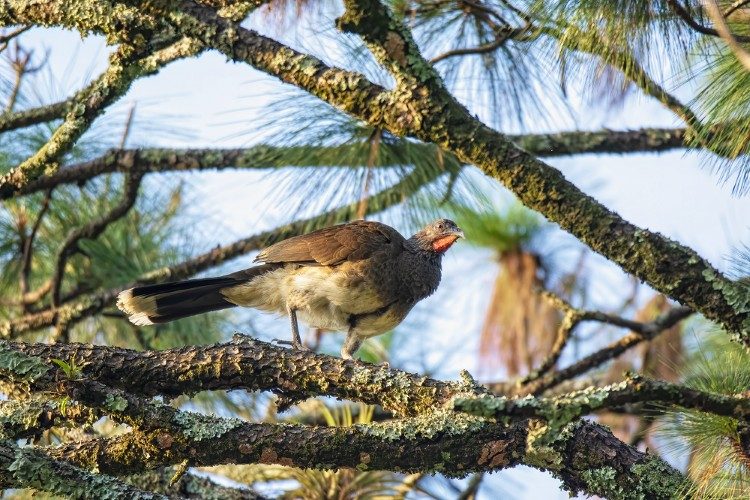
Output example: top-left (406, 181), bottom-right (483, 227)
top-left (117, 288), bottom-right (156, 326)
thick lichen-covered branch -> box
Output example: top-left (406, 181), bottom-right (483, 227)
top-left (0, 398), bottom-right (99, 439)
top-left (0, 336), bottom-right (464, 416)
top-left (0, 339), bottom-right (687, 497)
top-left (0, 439), bottom-right (165, 499)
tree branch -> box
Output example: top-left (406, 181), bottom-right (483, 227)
top-left (0, 439), bottom-right (166, 499)
top-left (703, 0), bottom-right (750, 71)
top-left (667, 0), bottom-right (750, 42)
top-left (0, 99), bottom-right (68, 133)
top-left (0, 38), bottom-right (204, 198)
top-left (458, 375), bottom-right (750, 423)
top-left (19, 189), bottom-right (53, 309)
top-left (518, 306), bottom-right (693, 395)
top-left (2, 127), bottom-right (692, 199)
top-left (126, 466), bottom-right (266, 499)
top-left (0, 338), bottom-right (687, 498)
top-left (0, 398), bottom-right (100, 439)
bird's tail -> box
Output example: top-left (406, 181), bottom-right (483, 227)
top-left (116, 264), bottom-right (278, 325)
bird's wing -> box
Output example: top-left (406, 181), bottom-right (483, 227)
top-left (255, 220), bottom-right (405, 266)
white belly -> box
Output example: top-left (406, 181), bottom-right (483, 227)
top-left (220, 266), bottom-right (385, 333)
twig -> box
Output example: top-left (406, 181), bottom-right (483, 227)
top-left (119, 102), bottom-right (136, 149)
top-left (520, 292), bottom-right (583, 384)
top-left (0, 26), bottom-right (31, 46)
top-left (19, 189), bottom-right (53, 309)
top-left (430, 24), bottom-right (529, 63)
top-left (667, 0), bottom-right (750, 42)
top-left (457, 473), bottom-right (484, 500)
top-left (703, 0), bottom-right (750, 71)
top-left (50, 172), bottom-right (144, 307)
top-left (522, 306), bottom-right (693, 395)
top-left (355, 128), bottom-right (381, 220)
top-left (724, 0), bottom-right (750, 18)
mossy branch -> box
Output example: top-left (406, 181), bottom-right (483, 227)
top-left (0, 337), bottom-right (689, 497)
top-left (0, 439), bottom-right (166, 499)
top-left (0, 99), bottom-right (68, 133)
top-left (1, 127), bottom-right (693, 200)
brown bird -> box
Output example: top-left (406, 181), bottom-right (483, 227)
top-left (117, 219), bottom-right (463, 359)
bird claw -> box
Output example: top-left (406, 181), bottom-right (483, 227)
top-left (272, 338), bottom-right (311, 351)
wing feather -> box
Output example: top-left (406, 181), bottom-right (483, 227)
top-left (255, 220), bottom-right (404, 266)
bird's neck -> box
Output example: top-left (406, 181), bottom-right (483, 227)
top-left (399, 242), bottom-right (443, 302)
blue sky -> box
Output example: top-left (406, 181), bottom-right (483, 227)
top-left (16, 19), bottom-right (750, 499)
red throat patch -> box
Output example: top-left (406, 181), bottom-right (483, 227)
top-left (432, 235), bottom-right (458, 253)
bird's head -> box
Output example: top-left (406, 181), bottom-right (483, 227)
top-left (409, 218), bottom-right (464, 254)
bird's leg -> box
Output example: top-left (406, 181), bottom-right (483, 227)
top-left (341, 330), bottom-right (362, 360)
top-left (274, 307), bottom-right (309, 351)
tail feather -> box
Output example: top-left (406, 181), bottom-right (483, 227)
top-left (117, 264), bottom-right (277, 325)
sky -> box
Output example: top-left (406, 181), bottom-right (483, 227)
top-left (13, 15), bottom-right (750, 499)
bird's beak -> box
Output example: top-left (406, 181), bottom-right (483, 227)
top-left (452, 228), bottom-right (465, 239)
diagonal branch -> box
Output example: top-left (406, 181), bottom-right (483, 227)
top-left (0, 38), bottom-right (204, 198)
top-left (703, 0), bottom-right (750, 71)
top-left (667, 0), bottom-right (750, 42)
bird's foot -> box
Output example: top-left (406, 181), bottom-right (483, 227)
top-left (272, 339), bottom-right (311, 351)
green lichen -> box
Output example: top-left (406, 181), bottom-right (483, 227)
top-left (172, 411), bottom-right (242, 441)
top-left (630, 456), bottom-right (688, 499)
top-left (524, 420), bottom-right (582, 472)
top-left (0, 400), bottom-right (44, 438)
top-left (579, 457), bottom-right (686, 500)
top-left (0, 345), bottom-right (50, 382)
top-left (104, 394), bottom-right (129, 413)
top-left (581, 466), bottom-right (625, 499)
top-left (358, 408), bottom-right (485, 441)
top-left (8, 443), bottom-right (158, 499)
